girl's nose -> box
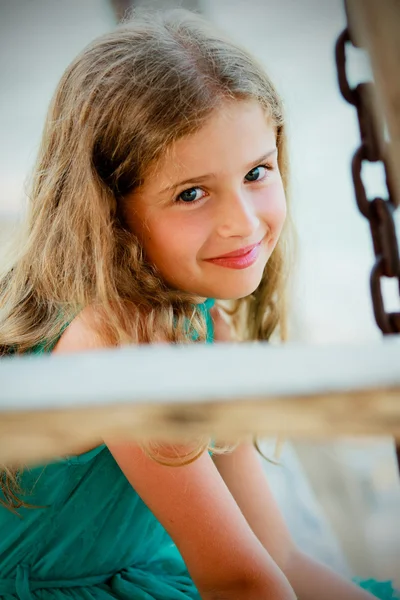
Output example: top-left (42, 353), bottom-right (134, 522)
top-left (216, 190), bottom-right (260, 239)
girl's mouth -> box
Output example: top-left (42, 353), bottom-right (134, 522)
top-left (204, 240), bottom-right (262, 270)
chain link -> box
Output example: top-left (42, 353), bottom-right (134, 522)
top-left (335, 27), bottom-right (400, 335)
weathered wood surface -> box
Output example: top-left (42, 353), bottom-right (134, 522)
top-left (346, 0), bottom-right (400, 207)
top-left (1, 339), bottom-right (399, 465)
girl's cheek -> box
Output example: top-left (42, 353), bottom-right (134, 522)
top-left (257, 181), bottom-right (286, 221)
top-left (271, 199), bottom-right (287, 235)
top-left (173, 212), bottom-right (209, 241)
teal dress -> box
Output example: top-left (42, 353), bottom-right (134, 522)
top-left (0, 298), bottom-right (398, 599)
top-left (0, 299), bottom-right (215, 600)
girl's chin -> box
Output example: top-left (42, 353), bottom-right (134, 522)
top-left (202, 279), bottom-right (263, 301)
top-left (176, 263), bottom-right (266, 300)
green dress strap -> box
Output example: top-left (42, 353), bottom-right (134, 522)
top-left (196, 298), bottom-right (215, 343)
top-left (26, 321), bottom-right (71, 355)
top-left (25, 298), bottom-right (215, 355)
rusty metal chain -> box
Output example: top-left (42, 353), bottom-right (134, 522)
top-left (335, 27), bottom-right (400, 335)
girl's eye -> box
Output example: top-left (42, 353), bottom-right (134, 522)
top-left (245, 164), bottom-right (271, 182)
top-left (176, 187), bottom-right (205, 204)
top-left (174, 163), bottom-right (273, 205)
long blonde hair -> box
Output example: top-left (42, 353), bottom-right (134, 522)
top-left (0, 8), bottom-right (294, 511)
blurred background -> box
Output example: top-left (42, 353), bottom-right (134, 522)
top-left (0, 0), bottom-right (399, 585)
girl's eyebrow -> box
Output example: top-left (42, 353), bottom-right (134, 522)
top-left (159, 147), bottom-right (278, 194)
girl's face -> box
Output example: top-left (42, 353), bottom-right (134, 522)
top-left (126, 100), bottom-right (286, 301)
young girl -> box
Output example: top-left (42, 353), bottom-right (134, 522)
top-left (0, 8), bottom-right (398, 600)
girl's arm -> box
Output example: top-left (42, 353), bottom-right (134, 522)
top-left (284, 551), bottom-right (379, 600)
top-left (211, 305), bottom-right (377, 600)
top-left (105, 440), bottom-right (296, 600)
top-left (212, 441), bottom-right (377, 600)
top-left (54, 307), bottom-right (296, 600)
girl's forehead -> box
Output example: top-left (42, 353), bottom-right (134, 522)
top-left (145, 100), bottom-right (276, 185)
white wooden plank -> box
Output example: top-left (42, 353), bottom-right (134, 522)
top-left (1, 339), bottom-right (400, 410)
top-left (1, 339), bottom-right (400, 465)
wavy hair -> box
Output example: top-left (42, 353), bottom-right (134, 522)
top-left (0, 7), bottom-right (294, 512)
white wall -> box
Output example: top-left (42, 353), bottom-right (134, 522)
top-left (0, 0), bottom-right (115, 217)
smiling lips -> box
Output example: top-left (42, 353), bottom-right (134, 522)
top-left (204, 240), bottom-right (263, 269)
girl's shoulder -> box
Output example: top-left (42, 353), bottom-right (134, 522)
top-left (52, 305), bottom-right (113, 354)
top-left (56, 300), bottom-right (220, 352)
top-left (53, 302), bottom-right (169, 353)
